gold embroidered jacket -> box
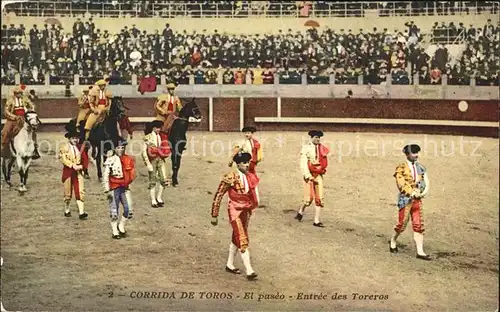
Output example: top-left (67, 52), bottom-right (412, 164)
top-left (4, 95), bottom-right (35, 120)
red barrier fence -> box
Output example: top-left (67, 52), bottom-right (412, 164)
top-left (1, 97), bottom-right (498, 137)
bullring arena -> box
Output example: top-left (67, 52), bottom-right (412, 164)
top-left (1, 1), bottom-right (499, 312)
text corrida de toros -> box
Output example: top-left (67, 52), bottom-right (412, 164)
top-left (128, 292), bottom-right (389, 301)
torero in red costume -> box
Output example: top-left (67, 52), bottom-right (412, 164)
top-left (211, 152), bottom-right (259, 281)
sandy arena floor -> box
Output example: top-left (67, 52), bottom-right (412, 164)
top-left (0, 131), bottom-right (498, 311)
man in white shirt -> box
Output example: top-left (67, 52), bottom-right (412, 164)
top-left (296, 130), bottom-right (329, 227)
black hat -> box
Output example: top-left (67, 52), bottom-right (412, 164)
top-left (402, 144), bottom-right (421, 154)
top-left (150, 120), bottom-right (164, 129)
top-left (115, 137), bottom-right (128, 147)
top-left (65, 129), bottom-right (80, 138)
top-left (242, 126), bottom-right (256, 133)
top-left (233, 152), bottom-right (252, 164)
top-left (308, 130), bottom-right (323, 137)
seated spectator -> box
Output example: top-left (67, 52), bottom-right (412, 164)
top-left (262, 68), bottom-right (274, 84)
top-left (193, 66), bottom-right (205, 84)
top-left (430, 65), bottom-right (442, 84)
top-left (222, 67), bottom-right (234, 84)
top-left (448, 63), bottom-right (468, 85)
top-left (392, 68), bottom-right (410, 85)
top-left (476, 62), bottom-right (497, 86)
top-left (279, 67), bottom-right (301, 84)
top-left (173, 66), bottom-right (191, 85)
top-left (377, 64), bottom-right (388, 84)
top-left (344, 66), bottom-right (359, 84)
top-left (245, 69), bottom-right (254, 84)
top-left (204, 66), bottom-right (217, 84)
top-left (307, 66), bottom-right (329, 84)
top-left (234, 68), bottom-right (245, 84)
top-left (253, 66), bottom-right (263, 85)
top-left (419, 66), bottom-right (431, 85)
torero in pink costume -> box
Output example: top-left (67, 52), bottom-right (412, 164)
top-left (211, 152), bottom-right (259, 281)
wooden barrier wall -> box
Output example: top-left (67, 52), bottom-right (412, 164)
top-left (1, 97), bottom-right (498, 137)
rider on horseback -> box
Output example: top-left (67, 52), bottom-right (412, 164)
top-left (84, 79), bottom-right (112, 140)
top-left (154, 83), bottom-right (183, 135)
top-left (1, 84), bottom-right (40, 159)
top-left (76, 85), bottom-right (93, 129)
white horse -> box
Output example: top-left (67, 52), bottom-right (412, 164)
top-left (1, 111), bottom-right (41, 195)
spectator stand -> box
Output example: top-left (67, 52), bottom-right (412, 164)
top-left (1, 2), bottom-right (498, 88)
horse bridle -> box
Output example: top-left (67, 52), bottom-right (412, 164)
top-left (24, 111), bottom-right (42, 130)
top-left (179, 99), bottom-right (200, 121)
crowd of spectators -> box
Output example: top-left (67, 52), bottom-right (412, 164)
top-left (3, 1), bottom-right (499, 18)
top-left (1, 17), bottom-right (498, 86)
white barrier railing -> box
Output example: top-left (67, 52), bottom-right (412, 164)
top-left (3, 1), bottom-right (499, 18)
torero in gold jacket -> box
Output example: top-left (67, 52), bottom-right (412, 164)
top-left (59, 128), bottom-right (88, 220)
top-left (211, 152), bottom-right (260, 280)
top-left (389, 144), bottom-right (431, 260)
top-left (1, 85), bottom-right (40, 158)
top-left (154, 83), bottom-right (182, 134)
top-left (84, 79), bottom-right (112, 139)
top-left (76, 85), bottom-right (93, 126)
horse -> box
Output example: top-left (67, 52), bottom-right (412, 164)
top-left (1, 111), bottom-right (42, 194)
top-left (168, 97), bottom-right (201, 186)
top-left (69, 97), bottom-right (124, 181)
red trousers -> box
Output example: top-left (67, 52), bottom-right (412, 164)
top-left (394, 199), bottom-right (424, 233)
top-left (63, 171), bottom-right (83, 202)
top-left (231, 210), bottom-right (250, 252)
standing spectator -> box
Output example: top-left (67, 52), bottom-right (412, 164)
top-left (483, 19), bottom-right (495, 40)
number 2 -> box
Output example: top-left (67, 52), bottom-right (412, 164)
top-left (108, 291), bottom-right (114, 298)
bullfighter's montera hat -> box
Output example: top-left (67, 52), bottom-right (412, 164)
top-left (233, 152), bottom-right (252, 164)
top-left (308, 130), bottom-right (324, 137)
top-left (402, 144), bottom-right (421, 154)
top-left (242, 126), bottom-right (257, 133)
top-left (149, 120), bottom-right (164, 129)
top-left (65, 129), bottom-right (80, 139)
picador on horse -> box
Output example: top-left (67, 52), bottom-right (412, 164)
top-left (1, 84), bottom-right (41, 159)
top-left (78, 79), bottom-right (133, 141)
top-left (154, 82), bottom-right (183, 136)
top-left (72, 78), bottom-right (134, 180)
top-left (83, 79), bottom-right (113, 141)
